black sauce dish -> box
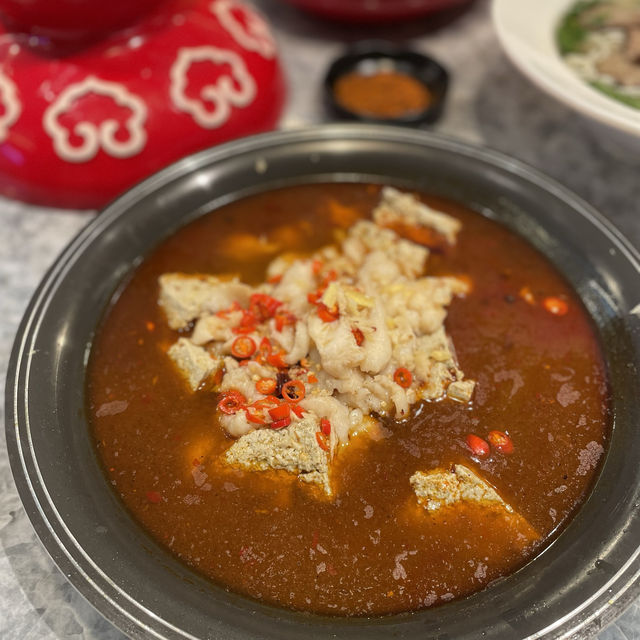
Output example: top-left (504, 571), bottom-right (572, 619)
top-left (6, 124), bottom-right (640, 640)
top-left (324, 41), bottom-right (449, 125)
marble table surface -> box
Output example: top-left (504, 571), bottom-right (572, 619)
top-left (1, 0), bottom-right (639, 638)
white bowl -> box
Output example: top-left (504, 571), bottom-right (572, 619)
top-left (492, 0), bottom-right (640, 154)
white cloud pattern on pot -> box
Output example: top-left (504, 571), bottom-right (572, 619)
top-left (210, 0), bottom-right (276, 59)
top-left (169, 46), bottom-right (256, 128)
top-left (0, 70), bottom-right (21, 142)
top-left (43, 76), bottom-right (148, 163)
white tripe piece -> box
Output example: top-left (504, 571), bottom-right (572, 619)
top-left (372, 186), bottom-right (462, 244)
top-left (159, 274), bottom-right (252, 330)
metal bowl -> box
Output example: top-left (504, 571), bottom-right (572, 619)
top-left (6, 124), bottom-right (640, 639)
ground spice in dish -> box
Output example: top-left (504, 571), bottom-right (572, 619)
top-left (333, 70), bottom-right (432, 119)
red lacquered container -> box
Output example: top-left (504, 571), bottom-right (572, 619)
top-left (0, 0), bottom-right (285, 209)
top-left (280, 0), bottom-right (472, 22)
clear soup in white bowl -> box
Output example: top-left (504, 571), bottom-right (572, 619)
top-left (492, 0), bottom-right (640, 156)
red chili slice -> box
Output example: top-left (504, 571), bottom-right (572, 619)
top-left (231, 336), bottom-right (256, 359)
top-left (212, 368), bottom-right (224, 387)
top-left (352, 327), bottom-right (364, 346)
top-left (216, 301), bottom-right (242, 318)
top-left (268, 404), bottom-right (291, 421)
top-left (274, 311), bottom-right (296, 332)
top-left (271, 416), bottom-right (291, 430)
top-left (217, 390), bottom-right (247, 415)
top-left (231, 325), bottom-right (256, 335)
top-left (466, 433), bottom-right (490, 458)
top-left (320, 418), bottom-right (331, 436)
top-left (519, 286), bottom-right (535, 305)
top-left (256, 378), bottom-right (277, 395)
top-left (252, 394), bottom-right (280, 408)
top-left (256, 337), bottom-right (287, 369)
top-left (257, 337), bottom-right (272, 362)
top-left (322, 270), bottom-right (338, 286)
top-left (249, 293), bottom-right (282, 321)
top-left (282, 380), bottom-right (306, 402)
top-left (245, 409), bottom-right (267, 425)
top-left (307, 290), bottom-right (321, 305)
top-left (290, 404), bottom-right (305, 418)
top-left (487, 430), bottom-right (514, 455)
top-left (146, 491), bottom-right (162, 504)
top-left (317, 303), bottom-right (339, 322)
top-left (393, 367), bottom-right (412, 388)
top-left (315, 431), bottom-right (330, 452)
top-left (239, 309), bottom-right (258, 327)
top-left (543, 296), bottom-right (569, 316)
top-left (267, 350), bottom-right (288, 369)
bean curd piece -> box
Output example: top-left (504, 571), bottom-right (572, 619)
top-left (411, 464), bottom-right (505, 511)
top-left (447, 380), bottom-right (476, 403)
top-left (226, 416), bottom-right (333, 495)
top-left (167, 338), bottom-right (222, 391)
top-left (410, 465), bottom-right (539, 544)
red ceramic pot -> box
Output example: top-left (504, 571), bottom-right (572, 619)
top-left (0, 0), bottom-right (164, 42)
top-left (281, 0), bottom-right (471, 22)
top-left (0, 0), bottom-right (285, 209)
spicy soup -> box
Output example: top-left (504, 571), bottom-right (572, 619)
top-left (87, 183), bottom-right (609, 616)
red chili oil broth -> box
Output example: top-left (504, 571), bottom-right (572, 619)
top-left (87, 183), bottom-right (610, 616)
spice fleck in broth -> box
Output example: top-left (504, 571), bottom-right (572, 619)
top-left (88, 183), bottom-right (609, 616)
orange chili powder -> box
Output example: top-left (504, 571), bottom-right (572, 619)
top-left (333, 70), bottom-right (431, 119)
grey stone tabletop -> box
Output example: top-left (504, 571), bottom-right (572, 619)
top-left (1, 0), bottom-right (639, 638)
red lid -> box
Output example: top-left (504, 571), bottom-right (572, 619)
top-left (0, 0), bottom-right (286, 208)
